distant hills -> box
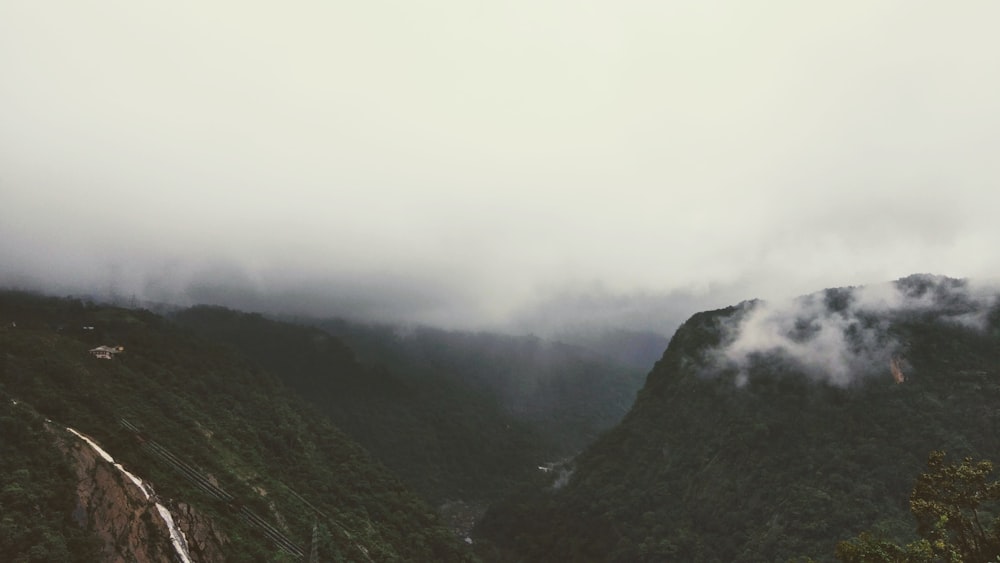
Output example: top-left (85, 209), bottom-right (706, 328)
top-left (0, 289), bottom-right (652, 561)
top-left (173, 307), bottom-right (649, 504)
top-left (476, 275), bottom-right (1000, 561)
top-left (7, 275), bottom-right (997, 562)
top-left (0, 291), bottom-right (474, 561)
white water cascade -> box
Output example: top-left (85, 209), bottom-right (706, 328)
top-left (66, 427), bottom-right (194, 563)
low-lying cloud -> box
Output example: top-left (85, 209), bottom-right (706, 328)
top-left (4, 2), bottom-right (1000, 336)
top-left (712, 275), bottom-right (998, 386)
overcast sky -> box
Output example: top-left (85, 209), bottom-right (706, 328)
top-left (2, 2), bottom-right (999, 333)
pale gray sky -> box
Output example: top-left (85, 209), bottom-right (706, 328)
top-left (2, 1), bottom-right (999, 332)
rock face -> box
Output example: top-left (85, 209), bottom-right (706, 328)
top-left (172, 502), bottom-right (228, 562)
top-left (61, 432), bottom-right (174, 562)
top-left (57, 431), bottom-right (227, 562)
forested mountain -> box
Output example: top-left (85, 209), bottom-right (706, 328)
top-left (311, 319), bottom-right (648, 455)
top-left (547, 328), bottom-right (670, 373)
top-left (0, 291), bottom-right (473, 562)
top-left (13, 275), bottom-right (994, 562)
top-left (172, 307), bottom-right (547, 507)
top-left (171, 308), bottom-right (647, 506)
top-left (476, 275), bottom-right (1000, 562)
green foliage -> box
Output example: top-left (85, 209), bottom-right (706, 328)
top-left (0, 400), bottom-right (100, 562)
top-left (0, 291), bottom-right (474, 561)
top-left (911, 452), bottom-right (1000, 561)
top-left (837, 451), bottom-right (1000, 562)
top-left (834, 532), bottom-right (934, 563)
top-left (478, 288), bottom-right (1000, 562)
top-left (173, 307), bottom-right (645, 503)
top-left (313, 321), bottom-right (648, 454)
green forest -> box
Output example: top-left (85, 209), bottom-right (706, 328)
top-left (172, 307), bottom-right (645, 504)
top-left (477, 276), bottom-right (1000, 561)
top-left (4, 274), bottom-right (1000, 562)
top-left (0, 291), bottom-right (474, 561)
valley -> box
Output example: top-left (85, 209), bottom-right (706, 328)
top-left (3, 274), bottom-right (1000, 562)
top-left (5, 4), bottom-right (998, 560)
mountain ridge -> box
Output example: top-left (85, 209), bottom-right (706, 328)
top-left (0, 290), bottom-right (475, 561)
top-left (173, 306), bottom-right (647, 505)
top-left (476, 275), bottom-right (1000, 561)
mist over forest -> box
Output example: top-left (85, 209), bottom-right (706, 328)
top-left (5, 1), bottom-right (1000, 561)
top-left (4, 3), bottom-right (1000, 337)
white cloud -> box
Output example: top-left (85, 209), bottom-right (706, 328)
top-left (2, 2), bottom-right (1000, 329)
top-left (714, 276), bottom-right (997, 386)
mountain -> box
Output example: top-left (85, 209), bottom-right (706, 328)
top-left (311, 319), bottom-right (647, 455)
top-left (172, 306), bottom-right (550, 509)
top-left (476, 275), bottom-right (1000, 562)
top-left (0, 291), bottom-right (474, 561)
top-left (171, 308), bottom-right (647, 508)
top-left (547, 328), bottom-right (671, 373)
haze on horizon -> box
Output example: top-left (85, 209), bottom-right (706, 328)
top-left (2, 2), bottom-right (999, 335)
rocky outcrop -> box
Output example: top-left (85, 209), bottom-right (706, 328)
top-left (60, 431), bottom-right (175, 562)
top-left (56, 429), bottom-right (227, 562)
top-left (172, 502), bottom-right (228, 562)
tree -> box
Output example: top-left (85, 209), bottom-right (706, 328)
top-left (837, 451), bottom-right (1000, 563)
top-left (834, 532), bottom-right (934, 563)
top-left (910, 452), bottom-right (1000, 562)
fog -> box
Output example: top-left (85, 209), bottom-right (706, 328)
top-left (3, 2), bottom-right (1000, 334)
top-left (713, 275), bottom-right (999, 386)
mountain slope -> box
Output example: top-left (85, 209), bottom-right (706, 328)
top-left (0, 291), bottom-right (473, 562)
top-left (477, 275), bottom-right (1000, 562)
top-left (312, 319), bottom-right (647, 456)
top-left (172, 306), bottom-right (552, 506)
top-left (172, 307), bottom-right (647, 507)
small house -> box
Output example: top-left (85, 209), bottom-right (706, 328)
top-left (90, 345), bottom-right (124, 360)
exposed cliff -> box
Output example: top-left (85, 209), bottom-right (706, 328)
top-left (56, 426), bottom-right (227, 562)
top-left (172, 502), bottom-right (228, 562)
top-left (60, 428), bottom-right (174, 562)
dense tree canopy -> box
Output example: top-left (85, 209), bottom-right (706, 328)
top-left (0, 291), bottom-right (474, 561)
top-left (837, 451), bottom-right (1000, 563)
top-left (174, 307), bottom-right (645, 503)
top-left (477, 278), bottom-right (1000, 561)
